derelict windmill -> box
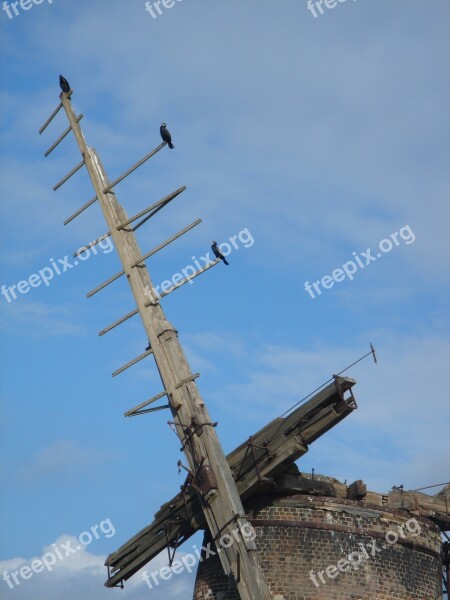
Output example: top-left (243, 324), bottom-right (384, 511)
top-left (38, 81), bottom-right (365, 598)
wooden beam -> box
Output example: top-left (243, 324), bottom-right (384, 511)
top-left (53, 159), bottom-right (85, 191)
top-left (74, 232), bottom-right (111, 258)
top-left (124, 390), bottom-right (168, 417)
top-left (116, 186), bottom-right (187, 231)
top-left (98, 307), bottom-right (140, 337)
top-left (103, 143), bottom-right (165, 194)
top-left (64, 195), bottom-right (97, 226)
top-left (59, 94), bottom-right (272, 600)
top-left (112, 349), bottom-right (154, 378)
top-left (131, 219), bottom-right (202, 268)
top-left (105, 377), bottom-right (358, 587)
top-left (39, 102), bottom-right (63, 135)
top-left (44, 114), bottom-right (83, 157)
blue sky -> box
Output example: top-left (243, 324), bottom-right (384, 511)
top-left (0, 0), bottom-right (449, 598)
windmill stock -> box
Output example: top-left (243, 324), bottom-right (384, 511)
top-left (39, 85), bottom-right (359, 599)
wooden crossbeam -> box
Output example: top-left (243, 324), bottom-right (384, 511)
top-left (53, 159), bottom-right (85, 191)
top-left (44, 114), bottom-right (83, 157)
top-left (112, 349), bottom-right (154, 378)
top-left (116, 186), bottom-right (187, 231)
top-left (64, 195), bottom-right (97, 226)
top-left (103, 143), bottom-right (165, 194)
top-left (105, 376), bottom-right (357, 587)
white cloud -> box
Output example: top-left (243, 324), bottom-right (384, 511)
top-left (187, 328), bottom-right (450, 492)
top-left (0, 535), bottom-right (196, 600)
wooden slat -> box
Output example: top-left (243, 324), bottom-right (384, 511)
top-left (104, 377), bottom-right (357, 587)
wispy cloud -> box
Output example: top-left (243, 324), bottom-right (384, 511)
top-left (17, 440), bottom-right (107, 483)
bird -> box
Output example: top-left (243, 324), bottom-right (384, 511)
top-left (59, 75), bottom-right (71, 95)
top-left (160, 123), bottom-right (174, 149)
top-left (211, 241), bottom-right (229, 266)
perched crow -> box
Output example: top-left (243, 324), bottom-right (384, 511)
top-left (160, 123), bottom-right (174, 149)
top-left (59, 75), bottom-right (71, 95)
top-left (211, 241), bottom-right (229, 266)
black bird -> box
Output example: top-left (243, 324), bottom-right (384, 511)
top-left (160, 123), bottom-right (174, 149)
top-left (211, 241), bottom-right (229, 266)
top-left (59, 75), bottom-right (71, 95)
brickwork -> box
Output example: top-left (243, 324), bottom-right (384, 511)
top-left (193, 494), bottom-right (442, 600)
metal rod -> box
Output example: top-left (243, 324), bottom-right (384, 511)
top-left (117, 186), bottom-right (186, 231)
top-left (98, 307), bottom-right (139, 337)
top-left (127, 404), bottom-right (170, 417)
top-left (132, 219), bottom-right (202, 268)
top-left (158, 258), bottom-right (220, 300)
top-left (87, 269), bottom-right (124, 298)
top-left (112, 349), bottom-right (154, 378)
top-left (39, 102), bottom-right (63, 135)
top-left (124, 390), bottom-right (169, 417)
top-left (411, 482), bottom-right (450, 492)
top-left (64, 195), bottom-right (97, 226)
top-left (280, 343), bottom-right (378, 417)
top-left (103, 142), bottom-right (165, 194)
top-left (74, 232), bottom-right (111, 258)
top-left (44, 114), bottom-right (84, 157)
top-left (53, 159), bottom-right (85, 191)
top-left (88, 220), bottom-right (202, 297)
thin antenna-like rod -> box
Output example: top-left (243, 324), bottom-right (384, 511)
top-left (44, 115), bottom-right (83, 157)
top-left (74, 232), bottom-right (111, 258)
top-left (98, 307), bottom-right (140, 337)
top-left (53, 159), bottom-right (85, 191)
top-left (87, 220), bottom-right (202, 298)
top-left (103, 142), bottom-right (165, 194)
top-left (158, 258), bottom-right (220, 299)
top-left (64, 195), bottom-right (97, 226)
top-left (87, 269), bottom-right (123, 298)
top-left (39, 102), bottom-right (63, 135)
top-left (116, 186), bottom-right (186, 231)
top-left (124, 390), bottom-right (168, 417)
top-left (131, 219), bottom-right (202, 268)
top-left (112, 349), bottom-right (154, 378)
top-left (280, 343), bottom-right (377, 418)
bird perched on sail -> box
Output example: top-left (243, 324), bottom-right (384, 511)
top-left (160, 123), bottom-right (174, 149)
top-left (59, 75), bottom-right (71, 95)
top-left (211, 241), bottom-right (229, 265)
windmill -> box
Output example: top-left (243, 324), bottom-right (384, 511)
top-left (39, 81), bottom-right (365, 598)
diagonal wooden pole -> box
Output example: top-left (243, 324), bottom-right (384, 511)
top-left (58, 92), bottom-right (271, 600)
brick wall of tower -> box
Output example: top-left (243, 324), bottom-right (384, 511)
top-left (193, 494), bottom-right (442, 600)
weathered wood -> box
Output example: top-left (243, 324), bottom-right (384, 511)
top-left (53, 159), bottom-right (85, 191)
top-left (131, 219), bottom-right (202, 267)
top-left (124, 390), bottom-right (168, 417)
top-left (103, 143), bottom-right (165, 194)
top-left (116, 186), bottom-right (187, 230)
top-left (44, 114), bottom-right (83, 156)
top-left (112, 349), bottom-right (153, 378)
top-left (39, 101), bottom-right (63, 134)
top-left (64, 195), bottom-right (97, 226)
top-left (61, 94), bottom-right (272, 600)
top-left (157, 259), bottom-right (221, 299)
top-left (105, 377), bottom-right (357, 587)
top-left (98, 307), bottom-right (139, 337)
top-left (74, 232), bottom-right (111, 258)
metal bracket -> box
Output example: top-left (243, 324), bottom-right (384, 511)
top-left (235, 436), bottom-right (274, 483)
